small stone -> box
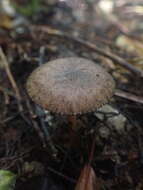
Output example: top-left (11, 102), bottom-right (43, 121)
top-left (95, 105), bottom-right (130, 132)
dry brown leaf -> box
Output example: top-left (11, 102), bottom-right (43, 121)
top-left (116, 35), bottom-right (143, 57)
top-left (0, 14), bottom-right (13, 29)
top-left (75, 164), bottom-right (100, 190)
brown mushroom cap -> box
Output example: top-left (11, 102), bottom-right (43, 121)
top-left (26, 57), bottom-right (115, 114)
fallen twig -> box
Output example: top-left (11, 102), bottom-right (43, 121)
top-left (25, 96), bottom-right (47, 147)
top-left (0, 147), bottom-right (35, 169)
top-left (31, 25), bottom-right (143, 77)
top-left (0, 86), bottom-right (16, 98)
top-left (0, 47), bottom-right (23, 111)
top-left (48, 166), bottom-right (76, 183)
top-left (115, 89), bottom-right (143, 104)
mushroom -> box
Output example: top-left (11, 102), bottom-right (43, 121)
top-left (26, 57), bottom-right (115, 130)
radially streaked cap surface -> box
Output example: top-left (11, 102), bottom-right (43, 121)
top-left (26, 57), bottom-right (115, 114)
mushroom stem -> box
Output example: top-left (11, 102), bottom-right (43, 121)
top-left (68, 115), bottom-right (77, 130)
top-left (60, 115), bottom-right (78, 170)
top-left (88, 132), bottom-right (96, 165)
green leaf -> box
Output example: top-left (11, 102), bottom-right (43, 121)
top-left (0, 170), bottom-right (16, 190)
top-left (12, 0), bottom-right (41, 16)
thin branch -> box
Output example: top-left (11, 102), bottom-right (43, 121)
top-left (0, 47), bottom-right (23, 111)
top-left (0, 86), bottom-right (16, 98)
top-left (115, 89), bottom-right (143, 104)
top-left (48, 166), bottom-right (76, 183)
top-left (31, 25), bottom-right (143, 77)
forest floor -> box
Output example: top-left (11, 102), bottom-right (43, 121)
top-left (0, 0), bottom-right (143, 189)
